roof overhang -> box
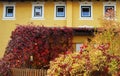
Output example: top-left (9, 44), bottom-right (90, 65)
top-left (73, 27), bottom-right (95, 36)
top-left (73, 27), bottom-right (120, 36)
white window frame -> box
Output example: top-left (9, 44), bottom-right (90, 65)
top-left (103, 2), bottom-right (116, 20)
top-left (32, 2), bottom-right (44, 20)
top-left (76, 43), bottom-right (83, 52)
top-left (3, 3), bottom-right (16, 20)
top-left (54, 2), bottom-right (66, 20)
top-left (80, 2), bottom-right (93, 20)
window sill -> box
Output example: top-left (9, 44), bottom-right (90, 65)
top-left (31, 18), bottom-right (45, 20)
top-left (104, 18), bottom-right (117, 21)
top-left (2, 18), bottom-right (16, 20)
top-left (54, 17), bottom-right (66, 20)
top-left (80, 17), bottom-right (93, 20)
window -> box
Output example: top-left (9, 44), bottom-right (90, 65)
top-left (6, 6), bottom-right (14, 17)
top-left (56, 6), bottom-right (65, 17)
top-left (103, 2), bottom-right (116, 19)
top-left (34, 6), bottom-right (42, 17)
top-left (54, 2), bottom-right (66, 20)
top-left (81, 6), bottom-right (91, 17)
top-left (3, 3), bottom-right (15, 20)
top-left (105, 6), bottom-right (115, 18)
top-left (80, 2), bottom-right (92, 20)
top-left (32, 2), bottom-right (44, 20)
top-left (76, 43), bottom-right (83, 52)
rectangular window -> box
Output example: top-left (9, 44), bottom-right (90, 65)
top-left (54, 2), bottom-right (66, 20)
top-left (80, 2), bottom-right (92, 20)
top-left (34, 6), bottom-right (42, 17)
top-left (3, 3), bottom-right (15, 20)
top-left (103, 2), bottom-right (116, 19)
top-left (6, 6), bottom-right (14, 17)
top-left (81, 6), bottom-right (91, 17)
top-left (104, 6), bottom-right (115, 19)
top-left (76, 43), bottom-right (83, 52)
top-left (56, 6), bottom-right (65, 17)
top-left (32, 2), bottom-right (44, 20)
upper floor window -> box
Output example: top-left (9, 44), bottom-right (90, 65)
top-left (3, 3), bottom-right (15, 20)
top-left (56, 6), bottom-right (65, 17)
top-left (6, 6), bottom-right (14, 17)
top-left (54, 2), bottom-right (66, 20)
top-left (81, 6), bottom-right (91, 17)
top-left (80, 2), bottom-right (92, 20)
top-left (32, 2), bottom-right (44, 20)
top-left (34, 6), bottom-right (42, 17)
top-left (103, 2), bottom-right (116, 19)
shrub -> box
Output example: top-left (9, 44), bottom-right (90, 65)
top-left (0, 24), bottom-right (73, 76)
top-left (47, 49), bottom-right (120, 76)
top-left (47, 17), bottom-right (120, 76)
top-left (0, 53), bottom-right (14, 76)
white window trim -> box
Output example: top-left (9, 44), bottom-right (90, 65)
top-left (31, 2), bottom-right (44, 20)
top-left (103, 2), bottom-right (116, 20)
top-left (76, 43), bottom-right (83, 52)
top-left (2, 3), bottom-right (16, 20)
top-left (80, 2), bottom-right (93, 20)
top-left (54, 2), bottom-right (66, 20)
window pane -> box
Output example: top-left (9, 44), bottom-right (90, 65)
top-left (58, 8), bottom-right (63, 12)
top-left (83, 8), bottom-right (89, 12)
top-left (105, 6), bottom-right (115, 18)
top-left (81, 6), bottom-right (91, 17)
top-left (76, 44), bottom-right (83, 52)
top-left (6, 6), bottom-right (14, 17)
top-left (56, 6), bottom-right (65, 17)
top-left (105, 6), bottom-right (114, 12)
top-left (34, 6), bottom-right (42, 17)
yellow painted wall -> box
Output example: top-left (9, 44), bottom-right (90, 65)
top-left (116, 1), bottom-right (120, 21)
top-left (72, 36), bottom-right (93, 51)
top-left (0, 2), bottom-right (67, 58)
top-left (72, 1), bottom-right (103, 27)
top-left (0, 1), bottom-right (120, 58)
top-left (73, 36), bottom-right (92, 43)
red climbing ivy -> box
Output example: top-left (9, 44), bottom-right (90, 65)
top-left (0, 24), bottom-right (73, 76)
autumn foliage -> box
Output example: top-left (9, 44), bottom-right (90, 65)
top-left (0, 25), bottom-right (73, 76)
top-left (48, 16), bottom-right (120, 76)
top-left (47, 44), bottom-right (120, 76)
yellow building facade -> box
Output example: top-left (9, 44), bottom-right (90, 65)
top-left (0, 0), bottom-right (119, 58)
